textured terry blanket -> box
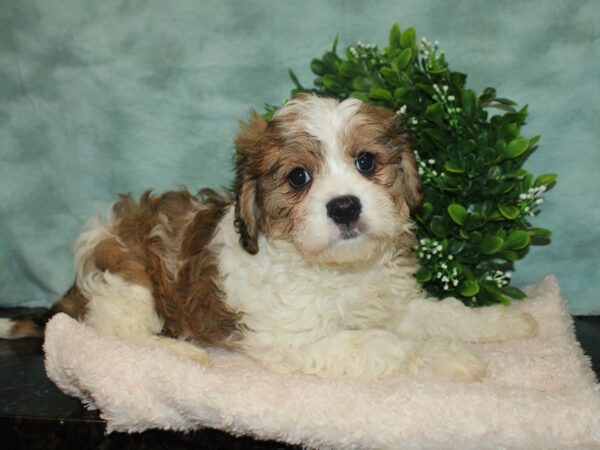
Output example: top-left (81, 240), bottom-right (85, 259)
top-left (44, 276), bottom-right (600, 449)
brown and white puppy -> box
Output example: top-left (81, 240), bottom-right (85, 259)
top-left (0, 94), bottom-right (536, 381)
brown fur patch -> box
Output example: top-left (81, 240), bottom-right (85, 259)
top-left (10, 319), bottom-right (44, 338)
top-left (349, 102), bottom-right (422, 210)
top-left (58, 189), bottom-right (240, 347)
top-left (234, 110), bottom-right (329, 248)
top-left (57, 284), bottom-right (89, 320)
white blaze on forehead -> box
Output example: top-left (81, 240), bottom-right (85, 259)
top-left (275, 96), bottom-right (363, 153)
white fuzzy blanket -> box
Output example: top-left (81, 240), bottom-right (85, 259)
top-left (44, 276), bottom-right (600, 449)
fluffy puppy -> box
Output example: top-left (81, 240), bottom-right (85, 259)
top-left (1, 94), bottom-right (536, 381)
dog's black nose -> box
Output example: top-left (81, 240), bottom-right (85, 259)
top-left (326, 195), bottom-right (362, 225)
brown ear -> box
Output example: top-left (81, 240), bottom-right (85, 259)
top-left (233, 112), bottom-right (268, 254)
top-left (390, 115), bottom-right (423, 210)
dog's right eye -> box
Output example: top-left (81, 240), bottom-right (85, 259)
top-left (288, 168), bottom-right (311, 189)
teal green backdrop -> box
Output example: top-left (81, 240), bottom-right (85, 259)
top-left (0, 0), bottom-right (598, 313)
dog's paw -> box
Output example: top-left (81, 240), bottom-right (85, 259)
top-left (505, 310), bottom-right (538, 339)
top-left (408, 341), bottom-right (487, 382)
top-left (150, 337), bottom-right (213, 367)
top-left (468, 308), bottom-right (538, 343)
top-left (171, 342), bottom-right (213, 366)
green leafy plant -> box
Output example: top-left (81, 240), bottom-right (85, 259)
top-left (264, 24), bottom-right (556, 306)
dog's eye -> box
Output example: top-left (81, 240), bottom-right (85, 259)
top-left (355, 152), bottom-right (376, 174)
top-left (288, 167), bottom-right (311, 189)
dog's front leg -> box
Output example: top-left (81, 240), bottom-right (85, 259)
top-left (392, 296), bottom-right (537, 343)
top-left (249, 329), bottom-right (485, 381)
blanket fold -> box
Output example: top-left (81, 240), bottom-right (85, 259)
top-left (44, 276), bottom-right (600, 449)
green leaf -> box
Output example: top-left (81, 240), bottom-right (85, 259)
top-left (444, 160), bottom-right (464, 173)
top-left (487, 165), bottom-right (502, 180)
top-left (481, 281), bottom-right (511, 305)
top-left (425, 103), bottom-right (444, 126)
top-left (534, 173), bottom-right (558, 187)
top-left (498, 204), bottom-right (520, 220)
top-left (506, 138), bottom-right (530, 159)
top-left (389, 24), bottom-right (402, 48)
top-left (530, 227), bottom-right (552, 238)
top-left (498, 250), bottom-right (519, 261)
top-left (416, 267), bottom-right (432, 283)
top-left (368, 87), bottom-right (393, 102)
top-left (395, 48), bottom-right (413, 70)
top-left (339, 60), bottom-right (363, 77)
top-left (352, 77), bottom-right (372, 91)
top-left (447, 204), bottom-right (468, 225)
top-left (504, 230), bottom-right (531, 250)
top-left (461, 89), bottom-right (477, 118)
top-left (332, 34), bottom-right (339, 53)
top-left (288, 69), bottom-right (303, 90)
top-left (393, 87), bottom-right (408, 100)
top-left (479, 235), bottom-right (504, 255)
top-left (459, 279), bottom-right (480, 297)
top-left (310, 59), bottom-right (324, 75)
top-left (400, 27), bottom-right (417, 50)
top-left (380, 67), bottom-right (398, 83)
top-left (417, 202), bottom-right (434, 220)
top-left (479, 87), bottom-right (496, 104)
top-left (321, 75), bottom-right (345, 94)
top-left (430, 217), bottom-right (447, 238)
top-left (424, 129), bottom-right (450, 148)
top-left (494, 97), bottom-right (517, 106)
top-left (502, 286), bottom-right (527, 300)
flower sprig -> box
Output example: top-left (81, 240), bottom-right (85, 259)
top-left (518, 185), bottom-right (547, 217)
top-left (432, 83), bottom-right (461, 129)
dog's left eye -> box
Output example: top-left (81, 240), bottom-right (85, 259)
top-left (355, 152), bottom-right (376, 174)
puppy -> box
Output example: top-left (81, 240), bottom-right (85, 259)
top-left (1, 94), bottom-right (536, 381)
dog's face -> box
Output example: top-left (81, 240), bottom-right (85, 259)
top-left (234, 94), bottom-right (422, 264)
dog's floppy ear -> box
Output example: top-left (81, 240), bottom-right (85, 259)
top-left (233, 112), bottom-right (268, 254)
top-left (388, 115), bottom-right (423, 210)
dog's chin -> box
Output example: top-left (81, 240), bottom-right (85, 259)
top-left (299, 230), bottom-right (389, 266)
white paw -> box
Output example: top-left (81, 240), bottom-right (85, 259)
top-left (409, 341), bottom-right (487, 382)
top-left (169, 341), bottom-right (213, 366)
top-left (149, 337), bottom-right (213, 367)
top-left (504, 310), bottom-right (538, 339)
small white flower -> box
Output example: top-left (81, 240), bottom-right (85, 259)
top-left (448, 255), bottom-right (453, 260)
